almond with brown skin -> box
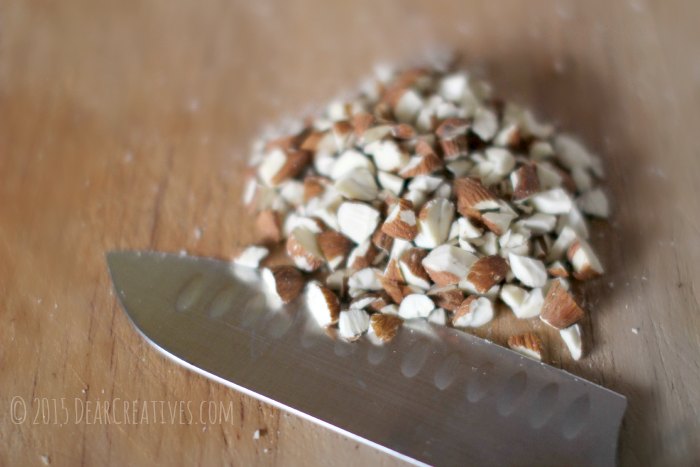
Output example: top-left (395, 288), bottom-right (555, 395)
top-left (381, 199), bottom-right (418, 240)
top-left (303, 176), bottom-right (328, 202)
top-left (507, 333), bottom-right (544, 361)
top-left (391, 123), bottom-right (417, 140)
top-left (511, 163), bottom-right (540, 200)
top-left (439, 135), bottom-right (469, 160)
top-left (264, 149), bottom-right (310, 186)
top-left (567, 239), bottom-right (604, 280)
top-left (352, 112), bottom-right (376, 138)
top-left (453, 177), bottom-right (499, 219)
top-left (540, 281), bottom-right (585, 329)
top-left (263, 265), bottom-right (305, 304)
top-left (399, 248), bottom-right (431, 289)
top-left (383, 258), bottom-right (404, 282)
top-left (347, 240), bottom-right (380, 270)
top-left (372, 228), bottom-right (394, 252)
top-left (370, 314), bottom-right (403, 343)
top-left (379, 276), bottom-right (415, 304)
top-left (435, 118), bottom-right (471, 139)
top-left (317, 230), bottom-right (353, 269)
top-left (547, 261), bottom-right (570, 278)
top-left (306, 281), bottom-right (341, 326)
top-left (428, 286), bottom-right (464, 311)
top-left (399, 151), bottom-right (443, 178)
top-left (467, 255), bottom-right (509, 293)
top-left (256, 209), bottom-right (283, 244)
top-left (300, 130), bottom-right (325, 152)
top-left (286, 227), bottom-right (325, 272)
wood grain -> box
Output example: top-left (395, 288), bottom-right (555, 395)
top-left (1, 0), bottom-right (699, 465)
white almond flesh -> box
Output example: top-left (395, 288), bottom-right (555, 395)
top-left (334, 168), bottom-right (379, 201)
top-left (403, 190), bottom-right (427, 210)
top-left (485, 147), bottom-right (516, 180)
top-left (306, 282), bottom-right (340, 327)
top-left (258, 148), bottom-right (287, 186)
top-left (458, 217), bottom-right (483, 239)
top-left (572, 167), bottom-right (593, 192)
top-left (554, 135), bottom-right (595, 170)
top-left (338, 308), bottom-right (370, 341)
top-left (516, 213), bottom-right (557, 234)
top-left (283, 214), bottom-right (324, 237)
top-left (394, 89), bottom-right (424, 123)
top-left (516, 288), bottom-right (544, 319)
top-left (348, 268), bottom-right (383, 291)
top-left (536, 162), bottom-right (565, 190)
top-left (390, 238), bottom-right (412, 260)
top-left (337, 202), bottom-right (380, 244)
top-left (377, 171), bottom-right (405, 196)
top-left (472, 107), bottom-right (498, 141)
top-left (500, 284), bottom-right (527, 312)
top-left (361, 124), bottom-right (392, 145)
top-left (556, 206), bottom-right (589, 239)
top-left (482, 211), bottom-right (516, 235)
top-left (530, 188), bottom-right (573, 214)
top-left (568, 239), bottom-right (604, 279)
top-left (380, 304), bottom-right (399, 315)
top-left (365, 139), bottom-right (409, 172)
top-left (428, 308), bottom-right (448, 325)
top-left (287, 227), bottom-right (325, 272)
top-left (399, 253), bottom-right (431, 290)
top-left (414, 198), bottom-right (454, 248)
top-left (422, 245), bottom-right (477, 286)
top-left (453, 297), bottom-right (494, 328)
top-left (547, 226), bottom-right (578, 262)
top-left (398, 294), bottom-right (435, 319)
top-left (407, 176), bottom-right (442, 195)
top-left (330, 149), bottom-right (375, 180)
top-left (530, 141), bottom-right (555, 160)
top-left (439, 73), bottom-right (468, 102)
top-left (446, 159), bottom-right (473, 177)
top-left (233, 246), bottom-right (269, 269)
top-left (279, 180), bottom-right (305, 206)
top-left (577, 188), bottom-right (610, 218)
top-left (508, 253), bottom-right (547, 288)
top-left (382, 200), bottom-right (417, 240)
top-left (560, 324), bottom-right (583, 360)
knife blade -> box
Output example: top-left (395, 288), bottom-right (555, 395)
top-left (106, 250), bottom-right (626, 466)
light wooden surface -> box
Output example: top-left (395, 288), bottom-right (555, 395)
top-left (2, 1), bottom-right (699, 465)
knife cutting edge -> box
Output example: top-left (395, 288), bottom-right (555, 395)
top-left (106, 250), bottom-right (626, 466)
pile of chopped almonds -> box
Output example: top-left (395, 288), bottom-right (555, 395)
top-left (235, 64), bottom-right (609, 362)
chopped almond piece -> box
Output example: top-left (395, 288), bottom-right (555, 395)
top-left (286, 227), bottom-right (324, 272)
top-left (567, 239), bottom-right (604, 280)
top-left (540, 281), bottom-right (585, 329)
top-left (370, 314), bottom-right (403, 342)
top-left (317, 230), bottom-right (353, 270)
top-left (453, 177), bottom-right (499, 220)
top-left (262, 266), bottom-right (305, 305)
top-left (256, 210), bottom-right (283, 244)
top-left (306, 282), bottom-right (341, 327)
top-left (467, 255), bottom-right (509, 293)
top-left (507, 333), bottom-right (544, 361)
top-left (511, 163), bottom-right (540, 200)
top-left (381, 199), bottom-right (418, 240)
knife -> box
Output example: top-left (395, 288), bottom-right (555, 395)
top-left (106, 250), bottom-right (626, 466)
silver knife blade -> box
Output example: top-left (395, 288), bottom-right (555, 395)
top-left (107, 250), bottom-right (626, 466)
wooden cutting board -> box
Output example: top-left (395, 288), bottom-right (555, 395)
top-left (1, 1), bottom-right (699, 465)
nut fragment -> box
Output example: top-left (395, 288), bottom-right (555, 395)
top-left (306, 282), bottom-right (341, 327)
top-left (337, 202), bottom-right (381, 244)
top-left (454, 177), bottom-right (499, 220)
top-left (399, 248), bottom-right (431, 290)
top-left (507, 333), bottom-right (544, 361)
top-left (453, 296), bottom-right (494, 328)
top-left (422, 245), bottom-right (477, 286)
top-left (567, 239), bottom-right (604, 280)
top-left (508, 253), bottom-right (548, 288)
top-left (427, 286), bottom-right (464, 311)
top-left (262, 266), bottom-right (305, 305)
top-left (467, 255), bottom-right (509, 293)
top-left (398, 294), bottom-right (435, 319)
top-left (414, 198), bottom-right (454, 248)
top-left (338, 308), bottom-right (370, 341)
top-left (381, 199), bottom-right (418, 240)
top-left (370, 314), bottom-right (403, 342)
top-left (233, 245), bottom-right (269, 269)
top-left (540, 281), bottom-right (585, 329)
top-left (317, 230), bottom-right (353, 270)
top-left (286, 227), bottom-right (325, 272)
top-left (560, 323), bottom-right (583, 360)
top-left (511, 163), bottom-right (540, 200)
